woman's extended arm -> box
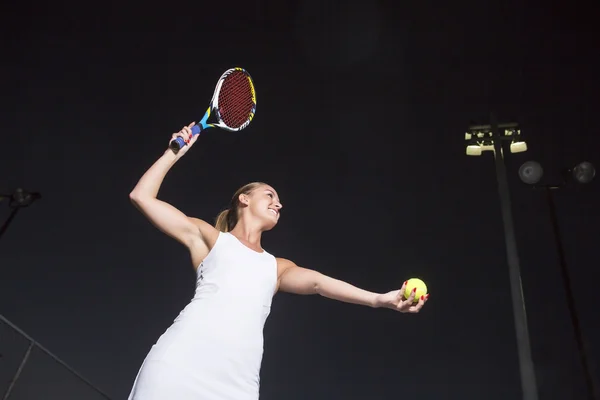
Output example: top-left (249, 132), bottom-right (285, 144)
top-left (276, 258), bottom-right (428, 313)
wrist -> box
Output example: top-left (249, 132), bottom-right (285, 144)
top-left (371, 292), bottom-right (383, 308)
top-left (162, 149), bottom-right (180, 164)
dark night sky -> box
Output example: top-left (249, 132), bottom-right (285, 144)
top-left (1, 0), bottom-right (599, 399)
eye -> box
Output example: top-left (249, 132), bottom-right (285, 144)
top-left (267, 193), bottom-right (273, 198)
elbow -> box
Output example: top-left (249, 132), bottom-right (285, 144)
top-left (312, 273), bottom-right (325, 295)
top-left (129, 190), bottom-right (148, 206)
top-left (129, 190), bottom-right (140, 204)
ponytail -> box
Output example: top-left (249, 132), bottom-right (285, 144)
top-left (215, 209), bottom-right (232, 232)
top-left (214, 181), bottom-right (267, 232)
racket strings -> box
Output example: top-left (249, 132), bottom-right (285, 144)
top-left (218, 71), bottom-right (255, 128)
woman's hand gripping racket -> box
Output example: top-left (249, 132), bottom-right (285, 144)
top-left (170, 67), bottom-right (257, 154)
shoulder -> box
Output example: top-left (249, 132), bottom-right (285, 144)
top-left (275, 257), bottom-right (297, 276)
top-left (276, 257), bottom-right (296, 268)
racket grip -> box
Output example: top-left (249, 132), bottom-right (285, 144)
top-left (169, 137), bottom-right (187, 152)
top-left (169, 125), bottom-right (202, 153)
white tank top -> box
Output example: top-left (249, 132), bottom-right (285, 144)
top-left (175, 231), bottom-right (278, 346)
top-left (192, 231), bottom-right (277, 306)
top-left (128, 232), bottom-right (279, 400)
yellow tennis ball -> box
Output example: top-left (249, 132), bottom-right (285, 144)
top-left (404, 278), bottom-right (428, 303)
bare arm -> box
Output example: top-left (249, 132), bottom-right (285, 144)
top-left (276, 258), bottom-right (428, 313)
top-left (129, 123), bottom-right (211, 249)
top-left (276, 258), bottom-right (379, 308)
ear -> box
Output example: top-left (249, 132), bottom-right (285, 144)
top-left (238, 193), bottom-right (250, 206)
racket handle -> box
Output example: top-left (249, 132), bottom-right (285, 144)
top-left (169, 125), bottom-right (202, 153)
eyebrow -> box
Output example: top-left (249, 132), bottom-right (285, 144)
top-left (265, 189), bottom-right (278, 198)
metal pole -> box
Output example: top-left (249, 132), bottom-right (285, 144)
top-left (0, 314), bottom-right (112, 399)
top-left (0, 207), bottom-right (20, 243)
top-left (545, 188), bottom-right (600, 400)
top-left (491, 116), bottom-right (539, 400)
top-left (2, 341), bottom-right (34, 400)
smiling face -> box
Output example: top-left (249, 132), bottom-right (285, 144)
top-left (240, 184), bottom-right (283, 230)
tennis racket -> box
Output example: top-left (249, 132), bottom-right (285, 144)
top-left (170, 67), bottom-right (257, 153)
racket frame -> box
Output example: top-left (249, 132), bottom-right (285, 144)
top-left (169, 67), bottom-right (256, 153)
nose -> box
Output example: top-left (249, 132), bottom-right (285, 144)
top-left (274, 201), bottom-right (282, 210)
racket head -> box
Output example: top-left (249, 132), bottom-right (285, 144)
top-left (210, 67), bottom-right (257, 131)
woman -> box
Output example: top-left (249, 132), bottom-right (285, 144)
top-left (127, 122), bottom-right (429, 400)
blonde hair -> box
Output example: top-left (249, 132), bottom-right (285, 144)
top-left (214, 182), bottom-right (266, 232)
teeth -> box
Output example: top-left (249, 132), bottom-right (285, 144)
top-left (269, 209), bottom-right (277, 215)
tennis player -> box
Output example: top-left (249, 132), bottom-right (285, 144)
top-left (127, 122), bottom-right (429, 400)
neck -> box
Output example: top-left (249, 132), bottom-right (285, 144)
top-left (229, 218), bottom-right (264, 249)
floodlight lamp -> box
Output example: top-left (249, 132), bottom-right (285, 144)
top-left (466, 145), bottom-right (482, 156)
top-left (519, 161), bottom-right (543, 185)
top-left (510, 141), bottom-right (528, 153)
top-left (572, 161), bottom-right (596, 184)
top-left (8, 188), bottom-right (41, 208)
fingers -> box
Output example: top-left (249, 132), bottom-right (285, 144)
top-left (396, 281), bottom-right (407, 300)
top-left (406, 287), bottom-right (417, 303)
top-left (397, 291), bottom-right (429, 314)
top-left (395, 284), bottom-right (414, 310)
top-left (181, 125), bottom-right (192, 144)
top-left (184, 121), bottom-right (196, 142)
top-left (408, 294), bottom-right (428, 312)
top-left (409, 293), bottom-right (430, 313)
top-left (170, 122), bottom-right (197, 149)
top-left (395, 287), bottom-right (415, 312)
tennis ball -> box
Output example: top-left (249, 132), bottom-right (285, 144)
top-left (404, 278), bottom-right (428, 303)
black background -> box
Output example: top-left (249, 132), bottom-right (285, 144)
top-left (1, 0), bottom-right (599, 399)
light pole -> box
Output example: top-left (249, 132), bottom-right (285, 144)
top-left (464, 116), bottom-right (539, 400)
top-left (0, 188), bottom-right (41, 243)
top-left (518, 160), bottom-right (599, 400)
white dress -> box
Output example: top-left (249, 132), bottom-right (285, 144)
top-left (128, 232), bottom-right (278, 400)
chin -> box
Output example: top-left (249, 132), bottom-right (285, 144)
top-left (261, 217), bottom-right (279, 231)
top-left (264, 222), bottom-right (278, 231)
